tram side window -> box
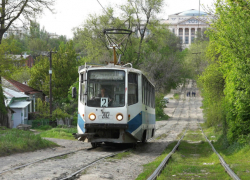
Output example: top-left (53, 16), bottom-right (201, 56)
top-left (143, 76), bottom-right (146, 104)
top-left (152, 86), bottom-right (155, 108)
top-left (128, 73), bottom-right (138, 105)
top-left (148, 82), bottom-right (151, 107)
top-left (80, 73), bottom-right (85, 104)
top-left (141, 75), bottom-right (145, 104)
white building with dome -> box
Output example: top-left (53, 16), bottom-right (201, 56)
top-left (163, 9), bottom-right (213, 48)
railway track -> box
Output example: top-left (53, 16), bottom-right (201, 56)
top-left (0, 84), bottom-right (188, 180)
top-left (147, 83), bottom-right (241, 180)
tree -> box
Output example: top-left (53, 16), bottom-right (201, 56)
top-left (140, 23), bottom-right (185, 93)
top-left (0, 0), bottom-right (55, 43)
top-left (73, 0), bottom-right (185, 93)
top-left (125, 0), bottom-right (164, 65)
top-left (28, 41), bottom-right (78, 100)
top-left (0, 0), bottom-right (55, 127)
top-left (199, 0), bottom-right (250, 143)
top-left (0, 40), bottom-right (18, 126)
top-left (73, 8), bottom-right (126, 64)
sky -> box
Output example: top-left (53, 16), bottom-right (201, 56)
top-left (38, 0), bottom-right (216, 39)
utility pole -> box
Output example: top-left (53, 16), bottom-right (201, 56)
top-left (192, 52), bottom-right (201, 75)
top-left (49, 51), bottom-right (52, 118)
top-left (49, 50), bottom-right (57, 118)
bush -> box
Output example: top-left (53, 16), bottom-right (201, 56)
top-left (155, 94), bottom-right (169, 121)
top-left (34, 125), bottom-right (52, 130)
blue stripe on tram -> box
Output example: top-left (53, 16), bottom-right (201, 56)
top-left (78, 114), bottom-right (85, 133)
top-left (127, 111), bottom-right (155, 133)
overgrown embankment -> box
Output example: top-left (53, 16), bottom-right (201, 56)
top-left (39, 126), bottom-right (77, 140)
top-left (196, 1), bottom-right (250, 146)
top-left (0, 128), bottom-right (57, 157)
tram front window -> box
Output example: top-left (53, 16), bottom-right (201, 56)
top-left (87, 70), bottom-right (125, 107)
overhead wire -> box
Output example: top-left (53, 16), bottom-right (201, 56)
top-left (96, 0), bottom-right (115, 21)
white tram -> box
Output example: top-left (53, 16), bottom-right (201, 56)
top-left (73, 63), bottom-right (155, 147)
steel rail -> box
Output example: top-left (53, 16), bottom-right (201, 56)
top-left (60, 149), bottom-right (130, 180)
top-left (0, 147), bottom-right (90, 175)
top-left (192, 87), bottom-right (240, 180)
top-left (147, 129), bottom-right (187, 180)
top-left (147, 83), bottom-right (192, 180)
top-left (198, 123), bottom-right (241, 180)
top-left (147, 94), bottom-right (189, 180)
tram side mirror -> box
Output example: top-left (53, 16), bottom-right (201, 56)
top-left (72, 87), bottom-right (76, 98)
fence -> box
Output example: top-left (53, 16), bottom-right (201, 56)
top-left (24, 119), bottom-right (50, 128)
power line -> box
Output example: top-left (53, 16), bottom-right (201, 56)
top-left (96, 0), bottom-right (115, 20)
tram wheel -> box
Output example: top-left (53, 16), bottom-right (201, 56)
top-left (91, 142), bottom-right (99, 148)
top-left (142, 131), bottom-right (147, 143)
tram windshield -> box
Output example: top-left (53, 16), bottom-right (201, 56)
top-left (87, 70), bottom-right (125, 107)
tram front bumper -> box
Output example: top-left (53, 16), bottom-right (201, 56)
top-left (72, 133), bottom-right (95, 141)
top-left (85, 123), bottom-right (128, 129)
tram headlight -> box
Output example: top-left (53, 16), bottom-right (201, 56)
top-left (116, 113), bottom-right (123, 121)
top-left (88, 113), bottom-right (96, 121)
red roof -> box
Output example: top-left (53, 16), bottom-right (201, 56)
top-left (5, 78), bottom-right (41, 95)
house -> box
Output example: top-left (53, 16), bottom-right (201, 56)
top-left (11, 54), bottom-right (35, 68)
top-left (9, 54), bottom-right (35, 68)
top-left (4, 88), bottom-right (31, 128)
top-left (2, 77), bottom-right (45, 113)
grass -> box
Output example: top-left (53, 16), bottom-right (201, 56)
top-left (156, 114), bottom-right (169, 121)
top-left (136, 142), bottom-right (176, 180)
top-left (0, 128), bottom-right (58, 157)
top-left (173, 93), bottom-right (180, 100)
top-left (110, 151), bottom-right (131, 159)
top-left (202, 124), bottom-right (250, 180)
top-left (50, 154), bottom-right (68, 160)
top-left (39, 127), bottom-right (77, 140)
top-left (155, 133), bottom-right (168, 140)
top-left (136, 129), bottom-right (231, 180)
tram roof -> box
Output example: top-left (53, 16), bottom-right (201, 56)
top-left (78, 63), bottom-right (141, 74)
top-left (78, 63), bottom-right (155, 86)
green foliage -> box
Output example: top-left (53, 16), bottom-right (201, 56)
top-left (73, 0), bottom-right (185, 94)
top-left (39, 127), bottom-right (77, 140)
top-left (52, 108), bottom-right (70, 121)
top-left (0, 129), bottom-right (57, 156)
top-left (34, 125), bottom-right (52, 131)
top-left (11, 66), bottom-right (31, 83)
top-left (199, 0), bottom-right (250, 143)
top-left (173, 93), bottom-right (180, 100)
top-left (73, 8), bottom-right (125, 64)
top-left (36, 98), bottom-right (50, 119)
top-left (198, 62), bottom-right (226, 129)
top-left (140, 24), bottom-right (186, 93)
top-left (155, 94), bottom-right (169, 121)
top-left (0, 40), bottom-right (18, 115)
top-left (28, 41), bottom-right (78, 100)
top-left (185, 40), bottom-right (209, 79)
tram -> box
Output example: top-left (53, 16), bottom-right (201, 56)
top-left (72, 29), bottom-right (155, 147)
top-left (72, 63), bottom-right (155, 146)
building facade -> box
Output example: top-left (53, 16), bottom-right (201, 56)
top-left (164, 9), bottom-right (213, 48)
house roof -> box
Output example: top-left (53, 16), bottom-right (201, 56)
top-left (3, 88), bottom-right (29, 99)
top-left (9, 101), bottom-right (31, 108)
top-left (4, 78), bottom-right (41, 95)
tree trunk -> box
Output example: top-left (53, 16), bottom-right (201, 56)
top-left (0, 77), bottom-right (8, 127)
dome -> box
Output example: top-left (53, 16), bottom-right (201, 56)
top-left (178, 9), bottom-right (207, 16)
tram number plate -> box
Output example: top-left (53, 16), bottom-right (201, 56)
top-left (102, 112), bottom-right (110, 119)
top-left (101, 97), bottom-right (108, 107)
